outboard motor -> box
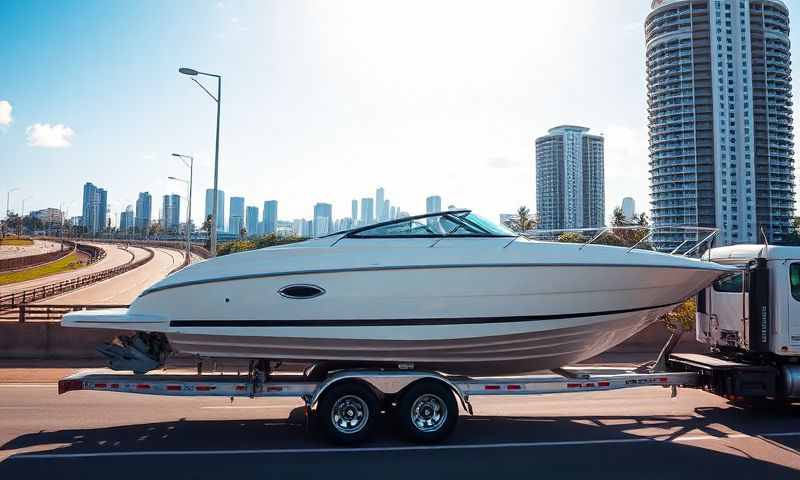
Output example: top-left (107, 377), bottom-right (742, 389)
top-left (96, 332), bottom-right (171, 374)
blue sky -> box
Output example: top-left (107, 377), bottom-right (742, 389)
top-left (2, 0), bottom-right (799, 226)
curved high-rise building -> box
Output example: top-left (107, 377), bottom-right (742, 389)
top-left (646, 0), bottom-right (793, 248)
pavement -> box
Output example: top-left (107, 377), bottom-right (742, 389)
top-left (0, 240), bottom-right (62, 260)
top-left (0, 243), bottom-right (140, 295)
top-left (35, 248), bottom-right (185, 305)
top-left (0, 361), bottom-right (798, 479)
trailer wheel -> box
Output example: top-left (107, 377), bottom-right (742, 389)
top-left (316, 381), bottom-right (379, 445)
top-left (396, 380), bottom-right (458, 443)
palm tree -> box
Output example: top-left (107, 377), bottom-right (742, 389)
top-left (503, 206), bottom-right (537, 233)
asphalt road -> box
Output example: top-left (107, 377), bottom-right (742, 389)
top-left (0, 243), bottom-right (139, 295)
top-left (36, 247), bottom-right (185, 305)
top-left (0, 378), bottom-right (798, 479)
top-left (0, 240), bottom-right (61, 260)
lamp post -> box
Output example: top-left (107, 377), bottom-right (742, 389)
top-left (169, 153), bottom-right (194, 260)
top-left (179, 67), bottom-right (221, 257)
top-left (6, 187), bottom-right (18, 218)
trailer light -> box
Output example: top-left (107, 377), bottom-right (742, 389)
top-left (110, 384), bottom-right (120, 389)
top-left (235, 385), bottom-right (247, 391)
top-left (58, 379), bottom-right (83, 395)
top-left (136, 384), bottom-right (151, 390)
top-left (567, 383), bottom-right (581, 388)
top-left (658, 377), bottom-right (668, 383)
top-left (598, 381), bottom-right (610, 387)
top-left (166, 385), bottom-right (181, 391)
top-left (484, 385), bottom-right (500, 390)
top-left (196, 385), bottom-right (215, 391)
top-left (266, 386), bottom-right (283, 392)
top-left (93, 383), bottom-right (107, 389)
top-left (506, 385), bottom-right (521, 390)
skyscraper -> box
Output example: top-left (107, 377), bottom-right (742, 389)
top-left (246, 206), bottom-right (259, 237)
top-left (360, 198), bottom-right (374, 225)
top-left (263, 200), bottom-right (278, 235)
top-left (162, 194), bottom-right (181, 232)
top-left (426, 195), bottom-right (442, 214)
top-left (376, 187), bottom-right (385, 221)
top-left (81, 182), bottom-right (107, 234)
top-left (135, 192), bottom-right (152, 233)
top-left (646, 0), bottom-right (794, 247)
top-left (535, 125), bottom-right (605, 230)
top-left (622, 197), bottom-right (636, 220)
top-left (228, 196), bottom-right (245, 235)
top-left (119, 205), bottom-right (135, 232)
top-left (351, 199), bottom-right (359, 225)
top-left (204, 189), bottom-right (225, 232)
top-left (313, 203), bottom-right (333, 237)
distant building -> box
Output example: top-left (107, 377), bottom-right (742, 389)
top-left (162, 194), bottom-right (181, 232)
top-left (245, 206), bottom-right (259, 237)
top-left (82, 182), bottom-right (107, 234)
top-left (360, 198), bottom-right (374, 225)
top-left (376, 187), bottom-right (385, 221)
top-left (535, 125), bottom-right (605, 230)
top-left (263, 200), bottom-right (278, 235)
top-left (119, 205), bottom-right (135, 232)
top-left (228, 197), bottom-right (245, 235)
top-left (621, 197), bottom-right (636, 220)
top-left (426, 196), bottom-right (442, 214)
top-left (135, 192), bottom-right (152, 233)
top-left (383, 200), bottom-right (390, 222)
top-left (31, 208), bottom-right (63, 225)
top-left (313, 203), bottom-right (333, 237)
top-left (390, 206), bottom-right (397, 220)
top-left (204, 189), bottom-right (225, 232)
top-left (351, 199), bottom-right (359, 225)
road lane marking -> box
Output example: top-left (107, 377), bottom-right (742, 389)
top-left (10, 431), bottom-right (800, 459)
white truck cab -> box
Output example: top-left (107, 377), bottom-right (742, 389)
top-left (697, 244), bottom-right (800, 357)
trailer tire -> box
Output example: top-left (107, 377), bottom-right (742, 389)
top-left (396, 380), bottom-right (458, 443)
top-left (316, 381), bottom-right (379, 445)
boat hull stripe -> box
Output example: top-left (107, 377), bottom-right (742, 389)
top-left (168, 301), bottom-right (679, 328)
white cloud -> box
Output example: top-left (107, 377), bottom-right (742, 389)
top-left (0, 100), bottom-right (12, 127)
top-left (25, 123), bottom-right (75, 148)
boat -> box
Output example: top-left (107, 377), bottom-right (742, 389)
top-left (61, 210), bottom-right (733, 375)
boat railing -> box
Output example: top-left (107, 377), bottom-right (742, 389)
top-left (524, 225), bottom-right (719, 258)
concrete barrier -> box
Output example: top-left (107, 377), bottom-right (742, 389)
top-left (0, 321), bottom-right (706, 360)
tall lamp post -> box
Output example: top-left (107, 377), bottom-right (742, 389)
top-left (179, 66), bottom-right (221, 257)
top-left (6, 187), bottom-right (19, 218)
top-left (169, 153), bottom-right (194, 260)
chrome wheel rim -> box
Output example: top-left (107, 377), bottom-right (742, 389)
top-left (410, 394), bottom-right (447, 432)
top-left (331, 395), bottom-right (369, 434)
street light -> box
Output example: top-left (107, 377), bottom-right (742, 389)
top-left (6, 187), bottom-right (19, 218)
top-left (21, 196), bottom-right (32, 217)
top-left (179, 66), bottom-right (221, 257)
top-left (169, 153), bottom-right (194, 260)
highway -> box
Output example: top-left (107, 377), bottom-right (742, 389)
top-left (36, 248), bottom-right (185, 305)
top-left (0, 377), bottom-right (798, 479)
top-left (0, 243), bottom-right (143, 295)
top-left (0, 240), bottom-right (61, 260)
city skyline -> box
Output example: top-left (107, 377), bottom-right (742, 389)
top-left (2, 1), bottom-right (799, 235)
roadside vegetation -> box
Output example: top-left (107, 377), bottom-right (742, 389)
top-left (216, 234), bottom-right (305, 257)
top-left (0, 237), bottom-right (34, 246)
top-left (0, 251), bottom-right (84, 285)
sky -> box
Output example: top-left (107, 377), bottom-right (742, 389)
top-left (2, 0), bottom-right (799, 227)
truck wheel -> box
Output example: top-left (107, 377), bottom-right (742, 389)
top-left (396, 380), bottom-right (458, 443)
top-left (316, 382), bottom-right (378, 445)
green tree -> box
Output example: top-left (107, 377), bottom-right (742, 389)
top-left (662, 298), bottom-right (696, 330)
top-left (557, 231), bottom-right (588, 243)
top-left (611, 206), bottom-right (627, 227)
top-left (503, 206), bottom-right (537, 233)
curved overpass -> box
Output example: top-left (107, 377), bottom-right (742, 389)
top-left (0, 243), bottom-right (145, 295)
top-left (36, 247), bottom-right (187, 305)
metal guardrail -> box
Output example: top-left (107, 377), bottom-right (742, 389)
top-left (0, 304), bottom-right (130, 322)
top-left (0, 247), bottom-right (154, 311)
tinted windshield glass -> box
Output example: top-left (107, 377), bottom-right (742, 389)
top-left (350, 211), bottom-right (514, 237)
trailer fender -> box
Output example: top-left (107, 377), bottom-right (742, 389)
top-left (309, 371), bottom-right (472, 414)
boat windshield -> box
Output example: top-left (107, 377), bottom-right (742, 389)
top-left (347, 210), bottom-right (515, 238)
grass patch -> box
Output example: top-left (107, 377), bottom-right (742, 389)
top-left (0, 252), bottom-right (84, 285)
top-left (0, 238), bottom-right (34, 246)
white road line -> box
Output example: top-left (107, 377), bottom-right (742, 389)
top-left (0, 383), bottom-right (55, 387)
top-left (10, 431), bottom-right (800, 460)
